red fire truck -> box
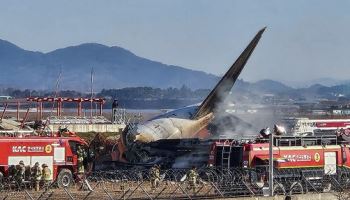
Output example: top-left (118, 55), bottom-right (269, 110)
top-left (208, 135), bottom-right (348, 171)
top-left (207, 134), bottom-right (350, 191)
top-left (0, 134), bottom-right (88, 187)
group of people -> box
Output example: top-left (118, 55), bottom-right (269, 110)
top-left (149, 165), bottom-right (199, 193)
top-left (9, 160), bottom-right (52, 191)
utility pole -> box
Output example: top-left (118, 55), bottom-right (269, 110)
top-left (90, 67), bottom-right (94, 120)
top-left (269, 133), bottom-right (274, 196)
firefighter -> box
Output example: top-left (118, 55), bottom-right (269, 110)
top-left (149, 164), bottom-right (160, 191)
top-left (41, 164), bottom-right (51, 188)
top-left (15, 160), bottom-right (25, 185)
top-left (19, 160), bottom-right (25, 175)
top-left (14, 164), bottom-right (21, 184)
top-left (187, 166), bottom-right (198, 193)
top-left (31, 162), bottom-right (41, 191)
top-left (25, 165), bottom-right (32, 181)
top-left (76, 146), bottom-right (87, 191)
top-left (8, 165), bottom-right (16, 179)
top-left (77, 146), bottom-right (86, 174)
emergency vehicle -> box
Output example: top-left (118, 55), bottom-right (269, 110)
top-left (0, 134), bottom-right (88, 187)
top-left (207, 134), bottom-right (350, 192)
top-left (208, 135), bottom-right (346, 170)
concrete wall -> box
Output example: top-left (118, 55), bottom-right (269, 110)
top-left (48, 123), bottom-right (126, 133)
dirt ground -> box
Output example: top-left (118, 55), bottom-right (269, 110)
top-left (0, 190), bottom-right (340, 200)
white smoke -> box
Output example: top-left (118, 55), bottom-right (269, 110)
top-left (172, 153), bottom-right (207, 169)
top-left (209, 88), bottom-right (284, 139)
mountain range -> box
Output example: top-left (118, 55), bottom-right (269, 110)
top-left (232, 79), bottom-right (350, 102)
top-left (2, 38), bottom-right (350, 102)
top-left (0, 39), bottom-right (219, 91)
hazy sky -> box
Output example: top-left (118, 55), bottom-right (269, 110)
top-left (0, 0), bottom-right (349, 86)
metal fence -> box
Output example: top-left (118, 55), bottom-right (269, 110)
top-left (0, 167), bottom-right (349, 199)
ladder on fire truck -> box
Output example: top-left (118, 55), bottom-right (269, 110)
top-left (219, 135), bottom-right (233, 170)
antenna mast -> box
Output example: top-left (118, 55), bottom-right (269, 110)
top-left (43, 68), bottom-right (62, 132)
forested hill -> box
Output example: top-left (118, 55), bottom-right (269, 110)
top-left (4, 79), bottom-right (350, 109)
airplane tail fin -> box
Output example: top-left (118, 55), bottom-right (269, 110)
top-left (192, 27), bottom-right (266, 119)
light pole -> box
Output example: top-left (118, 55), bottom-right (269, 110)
top-left (269, 133), bottom-right (274, 196)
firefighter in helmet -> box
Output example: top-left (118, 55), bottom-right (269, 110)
top-left (15, 160), bottom-right (25, 185)
top-left (41, 163), bottom-right (51, 188)
top-left (19, 160), bottom-right (25, 175)
top-left (77, 146), bottom-right (86, 174)
top-left (8, 165), bottom-right (16, 179)
top-left (187, 166), bottom-right (198, 193)
top-left (149, 164), bottom-right (160, 191)
top-left (31, 162), bottom-right (42, 191)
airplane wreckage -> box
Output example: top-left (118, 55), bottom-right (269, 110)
top-left (96, 27), bottom-right (266, 169)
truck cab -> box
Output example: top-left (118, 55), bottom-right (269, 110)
top-left (0, 135), bottom-right (89, 188)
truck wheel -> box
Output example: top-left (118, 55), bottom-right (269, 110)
top-left (0, 171), bottom-right (3, 182)
top-left (57, 169), bottom-right (73, 188)
top-left (0, 172), bottom-right (3, 191)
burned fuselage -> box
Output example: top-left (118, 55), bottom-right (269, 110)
top-left (124, 137), bottom-right (213, 168)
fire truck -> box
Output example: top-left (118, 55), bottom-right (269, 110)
top-left (208, 135), bottom-right (347, 169)
top-left (207, 134), bottom-right (350, 192)
top-left (0, 133), bottom-right (88, 187)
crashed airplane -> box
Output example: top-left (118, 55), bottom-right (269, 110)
top-left (106, 27), bottom-right (266, 168)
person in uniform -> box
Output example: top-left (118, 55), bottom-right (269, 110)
top-left (149, 164), bottom-right (160, 191)
top-left (15, 161), bottom-right (25, 186)
top-left (19, 160), bottom-right (25, 176)
top-left (76, 145), bottom-right (87, 190)
top-left (77, 146), bottom-right (86, 174)
top-left (31, 162), bottom-right (42, 191)
top-left (14, 164), bottom-right (22, 186)
top-left (8, 165), bottom-right (16, 179)
top-left (25, 165), bottom-right (32, 181)
top-left (41, 164), bottom-right (51, 188)
top-left (187, 166), bottom-right (198, 193)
